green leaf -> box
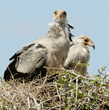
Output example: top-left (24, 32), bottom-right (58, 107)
top-left (7, 107), bottom-right (10, 110)
top-left (79, 64), bottom-right (83, 67)
top-left (104, 66), bottom-right (107, 68)
top-left (96, 83), bottom-right (100, 87)
top-left (101, 66), bottom-right (106, 71)
top-left (78, 71), bottom-right (82, 74)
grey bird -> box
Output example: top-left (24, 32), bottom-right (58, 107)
top-left (4, 9), bottom-right (73, 82)
top-left (64, 35), bottom-right (95, 76)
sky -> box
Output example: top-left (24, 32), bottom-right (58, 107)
top-left (0, 0), bottom-right (109, 78)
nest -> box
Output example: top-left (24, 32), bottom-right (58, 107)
top-left (0, 67), bottom-right (109, 110)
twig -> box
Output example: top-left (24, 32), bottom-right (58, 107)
top-left (27, 97), bottom-right (30, 108)
top-left (76, 77), bottom-right (78, 101)
top-left (55, 82), bottom-right (61, 101)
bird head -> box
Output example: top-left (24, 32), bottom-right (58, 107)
top-left (73, 35), bottom-right (95, 52)
top-left (53, 9), bottom-right (67, 24)
top-left (83, 36), bottom-right (95, 49)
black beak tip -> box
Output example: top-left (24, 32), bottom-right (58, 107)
top-left (93, 45), bottom-right (95, 49)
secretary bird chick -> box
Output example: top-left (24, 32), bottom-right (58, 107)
top-left (4, 9), bottom-right (74, 82)
top-left (64, 35), bottom-right (95, 76)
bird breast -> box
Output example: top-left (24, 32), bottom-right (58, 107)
top-left (46, 22), bottom-right (70, 67)
top-left (65, 45), bottom-right (90, 65)
top-left (76, 47), bottom-right (90, 63)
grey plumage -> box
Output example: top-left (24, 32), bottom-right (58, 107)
top-left (4, 9), bottom-right (72, 82)
top-left (64, 35), bottom-right (95, 76)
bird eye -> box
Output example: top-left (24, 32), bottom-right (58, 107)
top-left (63, 11), bottom-right (66, 15)
top-left (54, 11), bottom-right (57, 15)
top-left (84, 39), bottom-right (88, 42)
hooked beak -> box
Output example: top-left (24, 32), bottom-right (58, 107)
top-left (87, 42), bottom-right (95, 50)
top-left (92, 45), bottom-right (95, 49)
top-left (89, 44), bottom-right (95, 50)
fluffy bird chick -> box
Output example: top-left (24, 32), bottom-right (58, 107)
top-left (64, 35), bottom-right (95, 76)
top-left (4, 9), bottom-right (72, 82)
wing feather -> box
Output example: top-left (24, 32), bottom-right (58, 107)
top-left (16, 44), bottom-right (47, 73)
top-left (9, 43), bottom-right (35, 61)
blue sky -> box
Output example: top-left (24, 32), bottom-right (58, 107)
top-left (0, 0), bottom-right (109, 77)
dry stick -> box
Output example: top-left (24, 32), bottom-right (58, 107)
top-left (37, 73), bottom-right (47, 90)
top-left (40, 94), bottom-right (60, 105)
top-left (28, 74), bottom-right (48, 103)
top-left (11, 84), bottom-right (39, 108)
top-left (7, 66), bottom-right (15, 81)
top-left (55, 82), bottom-right (61, 101)
top-left (76, 77), bottom-right (78, 101)
top-left (1, 94), bottom-right (17, 108)
top-left (49, 103), bottom-right (65, 110)
top-left (28, 92), bottom-right (40, 109)
top-left (27, 97), bottom-right (30, 108)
